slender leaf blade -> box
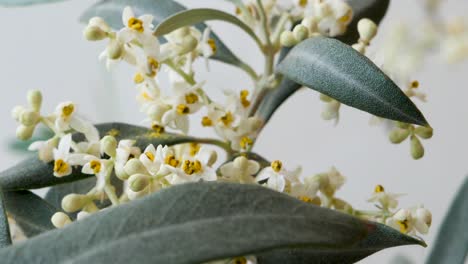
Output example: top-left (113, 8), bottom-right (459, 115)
top-left (0, 123), bottom-right (195, 191)
top-left (0, 189), bottom-right (11, 248)
top-left (426, 177), bottom-right (468, 264)
top-left (277, 37), bottom-right (428, 126)
top-left (0, 183), bottom-right (424, 263)
top-left (79, 0), bottom-right (244, 67)
top-left (3, 191), bottom-right (58, 237)
top-left (154, 8), bottom-right (262, 48)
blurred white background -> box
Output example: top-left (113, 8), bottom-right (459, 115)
top-left (0, 0), bottom-right (467, 263)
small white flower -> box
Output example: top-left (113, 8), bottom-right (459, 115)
top-left (52, 134), bottom-right (86, 177)
top-left (290, 174), bottom-right (320, 201)
top-left (165, 147), bottom-right (217, 184)
top-left (115, 140), bottom-right (141, 179)
top-left (29, 137), bottom-right (58, 163)
top-left (54, 102), bottom-right (88, 134)
top-left (73, 123), bottom-right (101, 157)
top-left (367, 185), bottom-right (404, 210)
top-left (82, 155), bottom-right (110, 191)
top-left (256, 160), bottom-right (302, 192)
top-left (318, 167), bottom-right (345, 196)
top-left (386, 206), bottom-right (432, 235)
top-left (219, 156), bottom-right (260, 184)
top-left (198, 27), bottom-right (216, 70)
top-left (140, 144), bottom-right (163, 176)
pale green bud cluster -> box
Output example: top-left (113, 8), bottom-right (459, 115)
top-left (12, 90), bottom-right (43, 140)
top-left (389, 122), bottom-right (433, 159)
top-left (352, 18), bottom-right (378, 54)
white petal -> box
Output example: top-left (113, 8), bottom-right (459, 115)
top-left (122, 6), bottom-right (134, 26)
top-left (58, 134), bottom-right (72, 157)
top-left (28, 140), bottom-right (45, 151)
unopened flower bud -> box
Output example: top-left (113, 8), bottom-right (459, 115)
top-left (352, 43), bottom-right (366, 54)
top-left (11, 105), bottom-right (26, 121)
top-left (124, 158), bottom-right (148, 175)
top-left (293, 25), bottom-right (309, 42)
top-left (396, 122), bottom-right (411, 129)
top-left (416, 207), bottom-right (432, 228)
top-left (115, 165), bottom-right (129, 180)
top-left (172, 27), bottom-right (191, 38)
top-left (61, 194), bottom-right (89, 213)
top-left (27, 90), bottom-right (42, 112)
top-left (147, 104), bottom-right (170, 121)
top-left (389, 129), bottom-right (411, 144)
top-left (128, 173), bottom-right (151, 192)
top-left (358, 18), bottom-right (378, 43)
top-left (280, 31), bottom-right (297, 47)
top-left (233, 156), bottom-right (249, 170)
top-left (16, 125), bottom-right (35, 140)
top-left (319, 94), bottom-right (333, 103)
top-left (88, 17), bottom-right (110, 32)
top-left (107, 40), bottom-right (123, 60)
top-left (414, 126), bottom-right (433, 139)
top-left (19, 109), bottom-right (40, 126)
top-left (51, 212), bottom-right (72, 228)
top-left (410, 135), bottom-right (425, 159)
top-left (100, 135), bottom-right (117, 157)
top-left (84, 25), bottom-right (108, 41)
top-left (77, 211), bottom-right (91, 221)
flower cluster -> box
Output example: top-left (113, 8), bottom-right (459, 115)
top-left (10, 1), bottom-right (436, 262)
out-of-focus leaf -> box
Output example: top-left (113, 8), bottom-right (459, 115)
top-left (0, 0), bottom-right (68, 6)
top-left (277, 37), bottom-right (428, 126)
top-left (0, 189), bottom-right (11, 248)
top-left (426, 177), bottom-right (468, 264)
top-left (155, 8), bottom-right (262, 48)
top-left (3, 191), bottom-right (57, 238)
top-left (0, 123), bottom-right (195, 191)
top-left (0, 183), bottom-right (424, 263)
top-left (80, 0), bottom-right (246, 68)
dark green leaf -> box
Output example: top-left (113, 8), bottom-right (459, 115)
top-left (0, 123), bottom-right (195, 191)
top-left (426, 177), bottom-right (468, 264)
top-left (0, 183), bottom-right (424, 263)
top-left (0, 0), bottom-right (68, 6)
top-left (80, 0), bottom-right (246, 68)
top-left (0, 189), bottom-right (11, 248)
top-left (155, 8), bottom-right (262, 48)
top-left (3, 191), bottom-right (57, 237)
top-left (258, 0), bottom-right (391, 124)
top-left (277, 37), bottom-right (428, 126)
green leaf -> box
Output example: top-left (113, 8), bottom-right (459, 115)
top-left (80, 0), bottom-right (246, 68)
top-left (0, 0), bottom-right (68, 6)
top-left (3, 191), bottom-right (57, 237)
top-left (277, 37), bottom-right (428, 126)
top-left (155, 8), bottom-right (262, 49)
top-left (0, 189), bottom-right (11, 248)
top-left (258, 0), bottom-right (391, 124)
top-left (426, 177), bottom-right (468, 264)
top-left (0, 123), bottom-right (195, 191)
top-left (0, 183), bottom-right (424, 263)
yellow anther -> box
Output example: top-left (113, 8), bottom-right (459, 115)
top-left (339, 14), bottom-right (351, 23)
top-left (54, 159), bottom-right (69, 174)
top-left (164, 155), bottom-right (180, 167)
top-left (189, 143), bottom-right (200, 157)
top-left (128, 17), bottom-right (144, 32)
top-left (374, 185), bottom-right (385, 193)
top-left (201, 116), bottom-right (213, 127)
top-left (185, 93), bottom-right (199, 104)
top-left (145, 152), bottom-right (155, 162)
top-left (240, 136), bottom-right (253, 149)
top-left (147, 57), bottom-right (160, 77)
top-left (107, 128), bottom-right (120, 137)
top-left (240, 90), bottom-right (251, 108)
top-left (220, 112), bottom-right (234, 126)
top-left (176, 104), bottom-right (190, 115)
top-left (235, 7), bottom-right (242, 15)
top-left (182, 160), bottom-right (203, 175)
top-left (141, 92), bottom-right (153, 101)
top-left (61, 104), bottom-right (75, 118)
top-left (233, 257), bottom-right (247, 264)
top-left (134, 73), bottom-right (145, 84)
top-left (410, 80), bottom-right (419, 89)
top-left (271, 160), bottom-right (283, 173)
top-left (207, 39), bottom-right (217, 54)
top-left (90, 160), bottom-right (102, 174)
top-left (299, 196), bottom-right (321, 205)
top-left (151, 124), bottom-right (165, 134)
top-left (397, 220), bottom-right (409, 233)
top-left (298, 0), bottom-right (308, 7)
